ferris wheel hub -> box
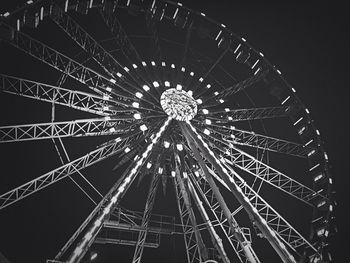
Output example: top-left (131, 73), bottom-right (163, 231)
top-left (160, 88), bottom-right (198, 121)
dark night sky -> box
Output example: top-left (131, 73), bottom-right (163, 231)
top-left (0, 1), bottom-right (348, 262)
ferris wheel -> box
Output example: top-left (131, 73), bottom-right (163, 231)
top-left (0, 0), bottom-right (336, 262)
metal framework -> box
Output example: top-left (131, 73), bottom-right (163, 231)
top-left (0, 1), bottom-right (335, 263)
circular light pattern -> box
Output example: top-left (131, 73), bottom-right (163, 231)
top-left (160, 88), bottom-right (198, 121)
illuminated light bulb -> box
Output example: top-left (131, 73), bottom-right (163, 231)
top-left (104, 116), bottom-right (111, 121)
top-left (132, 102), bottom-right (140, 108)
top-left (109, 127), bottom-right (116, 132)
top-left (135, 92), bottom-right (143, 98)
top-left (124, 67), bottom-right (129, 72)
top-left (176, 84), bottom-right (182, 90)
top-left (187, 90), bottom-right (193, 96)
top-left (183, 172), bottom-right (188, 179)
top-left (225, 108), bottom-right (230, 112)
top-left (230, 134), bottom-right (235, 139)
top-left (151, 61), bottom-right (156, 66)
top-left (199, 77), bottom-right (204, 82)
top-left (142, 85), bottom-right (150, 91)
top-left (153, 81), bottom-right (160, 87)
top-left (204, 129), bottom-right (210, 135)
top-left (171, 171), bottom-right (176, 177)
top-left (205, 119), bottom-right (211, 125)
top-left (196, 99), bottom-right (202, 104)
top-left (124, 147), bottom-right (131, 153)
top-left (181, 67), bottom-right (185, 72)
top-left (202, 109), bottom-right (209, 114)
top-left (228, 116), bottom-right (233, 121)
top-left (140, 124), bottom-right (148, 131)
top-left (158, 167), bottom-right (163, 174)
top-left (106, 87), bottom-right (112, 92)
top-left (176, 144), bottom-right (183, 151)
top-left (214, 91), bottom-right (219, 96)
top-left (103, 95), bottom-right (110, 100)
top-left (219, 99), bottom-right (224, 103)
top-left (230, 126), bottom-right (235, 130)
top-left (115, 137), bottom-right (121, 142)
top-left (162, 61), bottom-right (166, 66)
top-left (171, 64), bottom-right (175, 68)
top-left (147, 162), bottom-right (152, 169)
top-left (165, 81), bottom-right (170, 87)
top-left (190, 71), bottom-right (194, 76)
top-left (103, 106), bottom-right (109, 111)
top-left (164, 141), bottom-right (170, 148)
top-left (116, 72), bottom-right (122, 78)
top-left (194, 171), bottom-right (200, 177)
top-left (133, 113), bottom-right (141, 119)
top-left (109, 78), bottom-right (116, 84)
top-left (206, 84), bottom-right (211, 88)
top-left (132, 64), bottom-right (138, 69)
top-left (142, 61), bottom-right (147, 66)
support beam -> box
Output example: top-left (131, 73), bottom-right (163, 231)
top-left (0, 74), bottom-right (111, 116)
top-left (0, 136), bottom-right (133, 210)
top-left (204, 106), bottom-right (299, 123)
top-left (184, 138), bottom-right (260, 263)
top-left (132, 172), bottom-right (160, 263)
top-left (0, 118), bottom-right (125, 143)
top-left (0, 23), bottom-right (132, 102)
top-left (65, 117), bottom-right (171, 263)
top-left (197, 122), bottom-right (312, 158)
top-left (180, 121), bottom-right (299, 263)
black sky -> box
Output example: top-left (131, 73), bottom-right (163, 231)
top-left (0, 0), bottom-right (348, 262)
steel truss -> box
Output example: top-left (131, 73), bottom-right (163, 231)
top-left (200, 123), bottom-right (312, 158)
top-left (0, 133), bottom-right (140, 210)
top-left (205, 106), bottom-right (299, 123)
top-left (0, 74), bottom-right (111, 116)
top-left (132, 172), bottom-right (160, 263)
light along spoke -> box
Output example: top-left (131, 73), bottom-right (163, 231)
top-left (0, 74), bottom-right (114, 116)
top-left (203, 106), bottom-right (300, 123)
top-left (0, 23), bottom-right (138, 104)
top-left (0, 136), bottom-right (135, 210)
top-left (192, 120), bottom-right (313, 158)
top-left (65, 117), bottom-right (171, 263)
top-left (0, 118), bottom-right (137, 143)
top-left (195, 128), bottom-right (327, 205)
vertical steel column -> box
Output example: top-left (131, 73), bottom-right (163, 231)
top-left (185, 136), bottom-right (260, 263)
top-left (186, 175), bottom-right (231, 263)
top-left (174, 152), bottom-right (209, 263)
top-left (132, 172), bottom-right (161, 263)
top-left (179, 121), bottom-right (297, 263)
top-left (65, 117), bottom-right (171, 263)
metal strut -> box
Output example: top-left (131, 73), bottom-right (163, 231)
top-left (131, 172), bottom-right (161, 263)
top-left (179, 121), bottom-right (297, 263)
top-left (173, 152), bottom-right (209, 263)
top-left (184, 137), bottom-right (260, 263)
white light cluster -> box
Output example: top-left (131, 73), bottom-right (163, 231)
top-left (160, 88), bottom-right (198, 122)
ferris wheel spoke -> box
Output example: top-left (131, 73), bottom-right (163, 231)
top-left (195, 129), bottom-right (325, 205)
top-left (180, 121), bottom-right (319, 262)
top-left (132, 171), bottom-right (161, 263)
top-left (144, 7), bottom-right (163, 64)
top-left (0, 74), bottom-right (113, 116)
top-left (192, 120), bottom-right (312, 158)
top-left (0, 24), bottom-right (139, 102)
top-left (0, 118), bottom-right (136, 143)
top-left (99, 2), bottom-right (143, 65)
top-left (202, 105), bottom-right (300, 123)
top-left (0, 137), bottom-right (132, 210)
top-left (62, 117), bottom-right (171, 262)
top-left (184, 150), bottom-right (260, 263)
top-left (193, 45), bottom-right (231, 96)
top-left (172, 165), bottom-right (210, 263)
top-left (202, 68), bottom-right (270, 106)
